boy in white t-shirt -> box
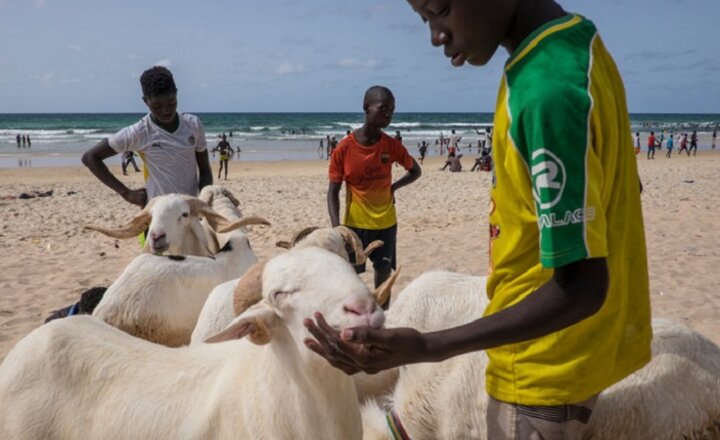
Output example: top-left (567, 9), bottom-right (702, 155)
top-left (82, 66), bottom-right (213, 207)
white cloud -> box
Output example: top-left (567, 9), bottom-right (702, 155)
top-left (337, 58), bottom-right (381, 69)
top-left (35, 73), bottom-right (54, 88)
top-left (274, 62), bottom-right (307, 75)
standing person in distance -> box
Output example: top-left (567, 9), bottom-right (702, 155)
top-left (212, 133), bottom-right (235, 181)
top-left (327, 85), bottom-right (421, 297)
top-left (82, 66), bottom-right (212, 207)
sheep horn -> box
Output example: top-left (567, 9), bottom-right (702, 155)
top-left (83, 199), bottom-right (155, 239)
top-left (216, 216), bottom-right (271, 234)
top-left (373, 266), bottom-right (401, 308)
top-left (363, 240), bottom-right (384, 258)
top-left (222, 188), bottom-right (241, 207)
top-left (183, 197), bottom-right (234, 232)
top-left (233, 260), bottom-right (268, 316)
top-left (291, 226), bottom-right (321, 246)
top-left (334, 226), bottom-right (366, 265)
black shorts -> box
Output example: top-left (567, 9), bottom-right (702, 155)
top-left (348, 225), bottom-right (397, 274)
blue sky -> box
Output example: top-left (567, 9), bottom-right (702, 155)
top-left (0, 0), bottom-right (717, 113)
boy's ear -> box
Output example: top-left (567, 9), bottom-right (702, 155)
top-left (204, 301), bottom-right (277, 345)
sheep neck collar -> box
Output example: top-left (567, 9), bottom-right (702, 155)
top-left (386, 409), bottom-right (411, 440)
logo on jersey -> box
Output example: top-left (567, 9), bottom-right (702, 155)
top-left (531, 148), bottom-right (566, 209)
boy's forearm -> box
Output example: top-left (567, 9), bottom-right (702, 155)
top-left (421, 258), bottom-right (608, 363)
top-left (391, 160), bottom-right (422, 193)
top-left (82, 140), bottom-right (130, 199)
top-left (327, 183), bottom-right (341, 227)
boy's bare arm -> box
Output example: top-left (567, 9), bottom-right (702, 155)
top-left (327, 182), bottom-right (342, 227)
top-left (81, 139), bottom-right (147, 207)
top-left (391, 159), bottom-right (422, 194)
top-left (305, 257), bottom-right (608, 374)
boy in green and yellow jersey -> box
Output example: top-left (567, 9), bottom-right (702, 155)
top-left (305, 1), bottom-right (651, 439)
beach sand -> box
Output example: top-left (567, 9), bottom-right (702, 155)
top-left (1, 152), bottom-right (719, 361)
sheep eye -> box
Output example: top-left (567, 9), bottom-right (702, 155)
top-left (181, 212), bottom-right (189, 218)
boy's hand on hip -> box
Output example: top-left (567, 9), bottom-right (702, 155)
top-left (124, 188), bottom-right (148, 208)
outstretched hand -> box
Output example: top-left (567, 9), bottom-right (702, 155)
top-left (303, 312), bottom-right (429, 375)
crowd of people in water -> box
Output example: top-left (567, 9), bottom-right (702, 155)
top-left (638, 127), bottom-right (717, 159)
top-left (15, 134), bottom-right (31, 148)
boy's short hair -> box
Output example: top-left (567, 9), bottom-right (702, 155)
top-left (363, 85), bottom-right (394, 104)
top-left (140, 66), bottom-right (178, 98)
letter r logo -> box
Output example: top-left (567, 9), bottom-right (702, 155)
top-left (531, 149), bottom-right (566, 210)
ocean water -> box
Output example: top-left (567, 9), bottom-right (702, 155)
top-left (0, 112), bottom-right (718, 168)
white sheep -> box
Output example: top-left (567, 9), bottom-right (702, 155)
top-left (361, 271), bottom-right (489, 440)
top-left (584, 318), bottom-right (720, 440)
top-left (198, 185), bottom-right (262, 254)
top-left (0, 246), bottom-right (392, 440)
top-left (85, 193), bottom-right (269, 256)
top-left (93, 234), bottom-right (259, 346)
top-left (361, 272), bottom-right (720, 440)
top-left (190, 225), bottom-right (377, 344)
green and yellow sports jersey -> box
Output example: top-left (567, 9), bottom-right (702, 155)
top-left (485, 14), bottom-right (652, 406)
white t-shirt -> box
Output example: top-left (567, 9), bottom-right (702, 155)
top-left (109, 113), bottom-right (207, 199)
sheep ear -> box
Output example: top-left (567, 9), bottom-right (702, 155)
top-left (84, 200), bottom-right (154, 239)
top-left (233, 260), bottom-right (267, 316)
top-left (205, 301), bottom-right (276, 345)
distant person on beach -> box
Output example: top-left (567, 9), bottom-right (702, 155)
top-left (441, 154), bottom-right (462, 172)
top-left (678, 133), bottom-right (689, 155)
top-left (212, 133), bottom-right (235, 180)
top-left (306, 5), bottom-right (651, 440)
top-left (713, 127), bottom-right (717, 149)
top-left (326, 135), bottom-right (332, 160)
top-left (82, 66), bottom-right (212, 208)
top-left (418, 141), bottom-right (428, 164)
top-left (647, 132), bottom-right (656, 159)
top-left (635, 132), bottom-right (640, 154)
top-left (471, 149), bottom-right (493, 172)
top-left (665, 133), bottom-right (674, 158)
top-left (688, 130), bottom-right (698, 156)
top-left (327, 85), bottom-right (421, 294)
top-left (318, 138), bottom-right (324, 159)
top-left (16, 134), bottom-right (21, 148)
top-left (394, 130), bottom-right (402, 143)
top-left (122, 151), bottom-right (141, 175)
top-left (449, 129), bottom-right (461, 155)
top-left (26, 135), bottom-right (31, 148)
top-left (21, 135), bottom-right (26, 147)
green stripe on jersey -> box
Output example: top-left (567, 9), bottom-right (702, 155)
top-left (506, 17), bottom-right (596, 267)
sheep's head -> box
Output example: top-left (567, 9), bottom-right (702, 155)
top-left (199, 184), bottom-right (240, 207)
top-left (276, 226), bottom-right (382, 265)
top-left (206, 247), bottom-right (394, 345)
top-left (84, 194), bottom-right (250, 256)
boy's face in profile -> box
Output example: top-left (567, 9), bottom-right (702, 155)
top-left (364, 96), bottom-right (395, 129)
top-left (407, 0), bottom-right (518, 66)
top-left (143, 93), bottom-right (178, 126)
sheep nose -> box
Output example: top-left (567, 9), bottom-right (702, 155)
top-left (150, 231), bottom-right (166, 242)
top-left (343, 301), bottom-right (377, 316)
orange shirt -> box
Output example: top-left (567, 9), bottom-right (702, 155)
top-left (329, 132), bottom-right (414, 229)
